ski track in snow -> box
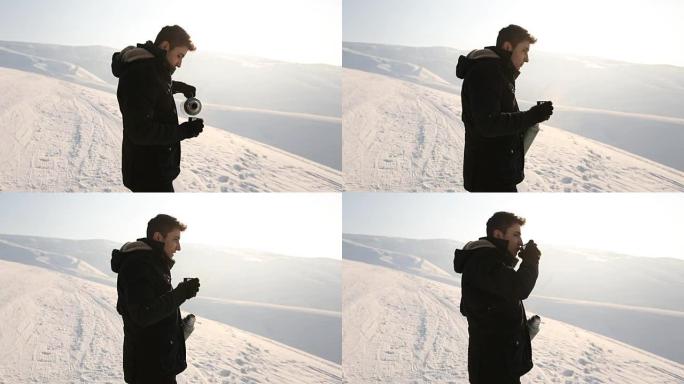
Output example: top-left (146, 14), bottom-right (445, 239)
top-left (0, 68), bottom-right (342, 192)
top-left (0, 259), bottom-right (342, 384)
top-left (342, 68), bottom-right (684, 192)
top-left (342, 260), bottom-right (684, 384)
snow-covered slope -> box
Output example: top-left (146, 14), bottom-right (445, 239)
top-left (343, 42), bottom-right (684, 172)
top-left (342, 260), bottom-right (684, 383)
top-left (342, 68), bottom-right (684, 191)
top-left (0, 234), bottom-right (342, 363)
top-left (0, 67), bottom-right (341, 191)
top-left (0, 40), bottom-right (342, 170)
top-left (0, 259), bottom-right (341, 383)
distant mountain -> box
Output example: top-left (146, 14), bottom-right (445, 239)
top-left (343, 259), bottom-right (684, 383)
top-left (343, 42), bottom-right (684, 171)
top-left (0, 40), bottom-right (341, 171)
top-left (0, 234), bottom-right (342, 362)
top-left (342, 68), bottom-right (684, 191)
top-left (0, 67), bottom-right (341, 191)
top-left (343, 234), bottom-right (684, 363)
top-left (0, 259), bottom-right (341, 383)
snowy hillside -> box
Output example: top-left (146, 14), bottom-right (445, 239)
top-left (0, 40), bottom-right (340, 117)
top-left (0, 67), bottom-right (341, 191)
top-left (0, 259), bottom-right (341, 383)
top-left (344, 42), bottom-right (684, 172)
top-left (343, 234), bottom-right (684, 364)
top-left (0, 234), bottom-right (342, 363)
top-left (343, 42), bottom-right (684, 119)
top-left (0, 40), bottom-right (341, 170)
top-left (342, 260), bottom-right (684, 383)
top-left (343, 68), bottom-right (684, 191)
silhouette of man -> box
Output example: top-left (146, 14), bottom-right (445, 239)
top-left (456, 25), bottom-right (554, 192)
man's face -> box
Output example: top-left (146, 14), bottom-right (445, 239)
top-left (502, 40), bottom-right (530, 71)
top-left (159, 41), bottom-right (189, 73)
top-left (494, 223), bottom-right (524, 257)
top-left (156, 228), bottom-right (182, 259)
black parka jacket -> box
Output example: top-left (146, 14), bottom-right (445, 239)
top-left (111, 238), bottom-right (187, 383)
top-left (456, 47), bottom-right (537, 191)
top-left (453, 237), bottom-right (538, 381)
top-left (112, 41), bottom-right (185, 189)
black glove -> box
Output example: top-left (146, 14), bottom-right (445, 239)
top-left (528, 101), bottom-right (554, 124)
top-left (179, 119), bottom-right (204, 139)
top-left (174, 278), bottom-right (200, 302)
top-left (173, 81), bottom-right (196, 98)
top-left (519, 240), bottom-right (541, 263)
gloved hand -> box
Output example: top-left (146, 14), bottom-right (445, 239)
top-left (173, 278), bottom-right (200, 303)
top-left (519, 240), bottom-right (541, 263)
top-left (179, 119), bottom-right (204, 139)
top-left (182, 314), bottom-right (196, 340)
top-left (528, 101), bottom-right (553, 123)
top-left (173, 81), bottom-right (196, 98)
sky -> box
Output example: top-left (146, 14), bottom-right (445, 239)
top-left (343, 193), bottom-right (684, 260)
top-left (0, 193), bottom-right (341, 259)
top-left (0, 0), bottom-right (341, 65)
top-left (343, 0), bottom-right (684, 67)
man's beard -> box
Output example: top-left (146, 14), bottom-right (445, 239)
top-left (164, 59), bottom-right (176, 76)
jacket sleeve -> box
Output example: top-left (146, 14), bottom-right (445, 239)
top-left (120, 66), bottom-right (182, 146)
top-left (467, 252), bottom-right (539, 302)
top-left (467, 63), bottom-right (535, 138)
top-left (121, 261), bottom-right (185, 328)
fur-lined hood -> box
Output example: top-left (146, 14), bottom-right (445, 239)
top-left (453, 236), bottom-right (518, 273)
top-left (110, 237), bottom-right (174, 273)
top-left (455, 45), bottom-right (519, 81)
top-left (111, 40), bottom-right (167, 78)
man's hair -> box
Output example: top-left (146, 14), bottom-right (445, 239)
top-left (496, 24), bottom-right (537, 49)
top-left (486, 211), bottom-right (526, 237)
top-left (147, 214), bottom-right (187, 239)
top-left (154, 25), bottom-right (196, 51)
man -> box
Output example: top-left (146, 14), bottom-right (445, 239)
top-left (111, 214), bottom-right (201, 383)
top-left (112, 25), bottom-right (204, 192)
top-left (453, 212), bottom-right (541, 384)
top-left (456, 25), bottom-right (554, 192)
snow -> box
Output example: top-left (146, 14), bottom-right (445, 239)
top-left (0, 234), bottom-right (342, 364)
top-left (0, 67), bottom-right (342, 192)
top-left (342, 68), bottom-right (684, 191)
top-left (0, 259), bottom-right (341, 383)
top-left (342, 259), bottom-right (684, 383)
top-left (343, 234), bottom-right (684, 364)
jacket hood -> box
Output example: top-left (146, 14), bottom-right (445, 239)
top-left (111, 40), bottom-right (167, 78)
top-left (110, 237), bottom-right (174, 273)
top-left (455, 46), bottom-right (519, 81)
top-left (453, 236), bottom-right (518, 273)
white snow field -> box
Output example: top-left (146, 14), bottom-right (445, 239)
top-left (0, 234), bottom-right (342, 364)
top-left (343, 234), bottom-right (684, 364)
top-left (0, 67), bottom-right (341, 191)
top-left (0, 259), bottom-right (342, 383)
top-left (343, 68), bottom-right (684, 191)
top-left (342, 260), bottom-right (684, 384)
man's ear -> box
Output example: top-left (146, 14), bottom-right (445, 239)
top-left (501, 41), bottom-right (513, 52)
top-left (152, 232), bottom-right (164, 242)
top-left (492, 229), bottom-right (504, 239)
top-left (159, 41), bottom-right (170, 52)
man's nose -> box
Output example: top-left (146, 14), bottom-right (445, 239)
top-left (177, 243), bottom-right (181, 251)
